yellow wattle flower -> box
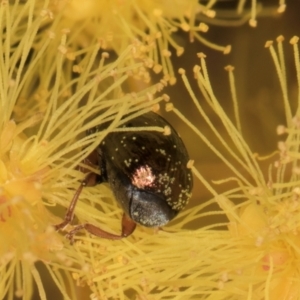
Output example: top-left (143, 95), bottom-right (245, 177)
top-left (0, 0), bottom-right (295, 299)
top-left (174, 36), bottom-right (300, 299)
top-left (50, 0), bottom-right (232, 85)
top-left (0, 1), bottom-right (167, 298)
top-left (49, 0), bottom-right (285, 85)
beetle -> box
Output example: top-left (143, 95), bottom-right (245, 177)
top-left (55, 111), bottom-right (193, 241)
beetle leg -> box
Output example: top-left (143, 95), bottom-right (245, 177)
top-left (66, 214), bottom-right (136, 244)
top-left (78, 149), bottom-right (99, 173)
top-left (121, 213), bottom-right (137, 237)
top-left (54, 172), bottom-right (98, 231)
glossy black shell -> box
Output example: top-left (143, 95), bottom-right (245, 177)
top-left (87, 112), bottom-right (193, 227)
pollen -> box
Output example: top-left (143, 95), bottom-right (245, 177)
top-left (132, 165), bottom-right (155, 189)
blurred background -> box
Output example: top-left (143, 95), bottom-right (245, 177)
top-left (160, 0), bottom-right (300, 228)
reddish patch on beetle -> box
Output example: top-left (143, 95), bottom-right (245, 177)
top-left (132, 165), bottom-right (155, 189)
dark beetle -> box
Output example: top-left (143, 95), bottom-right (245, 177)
top-left (55, 111), bottom-right (193, 241)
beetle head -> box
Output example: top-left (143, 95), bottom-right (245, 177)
top-left (130, 190), bottom-right (177, 227)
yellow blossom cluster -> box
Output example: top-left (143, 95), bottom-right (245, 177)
top-left (0, 0), bottom-right (296, 300)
